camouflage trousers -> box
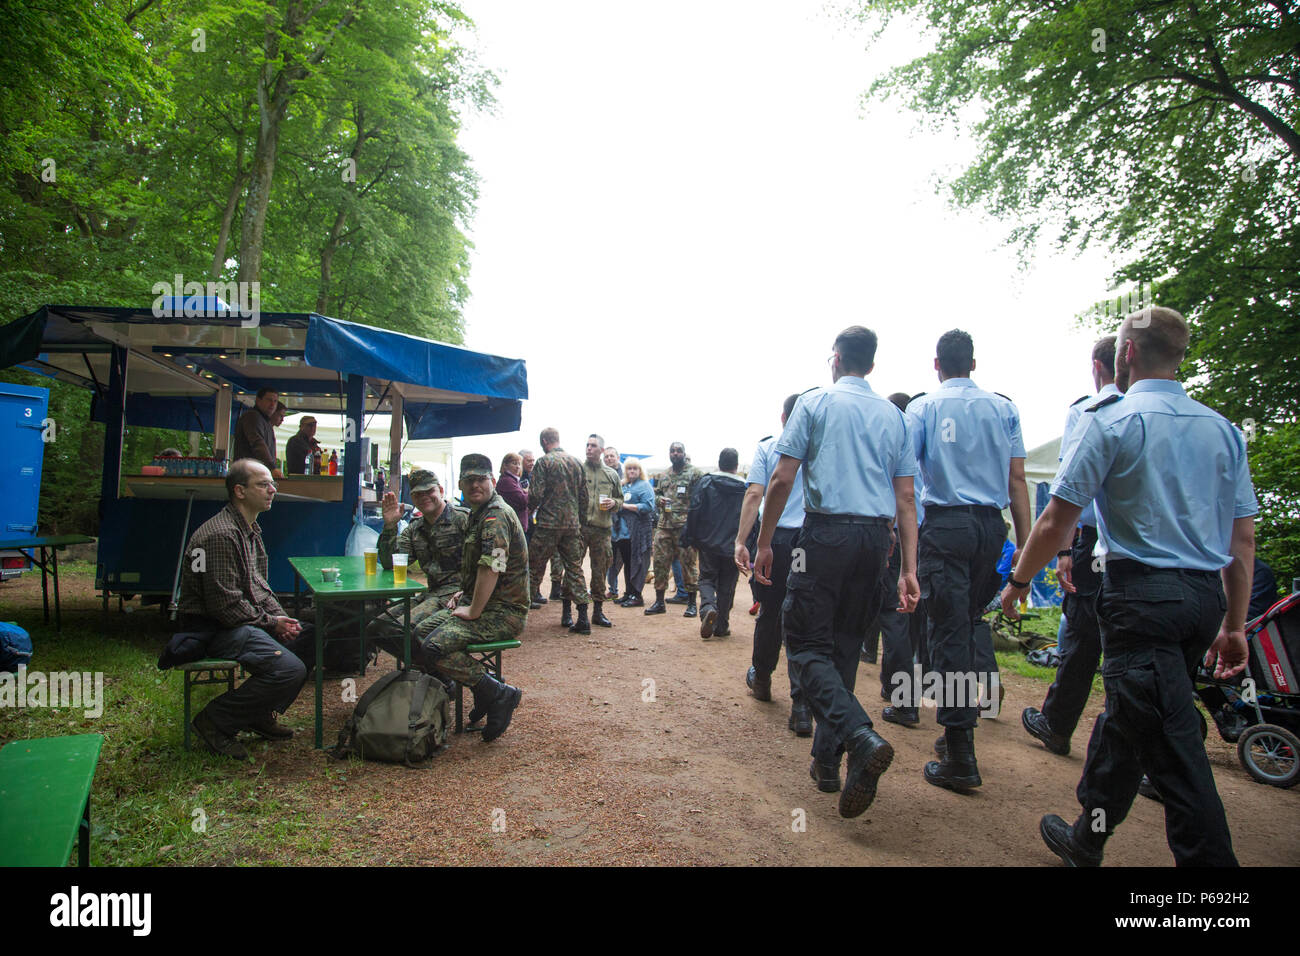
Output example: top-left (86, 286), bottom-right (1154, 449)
top-left (652, 525), bottom-right (697, 593)
top-left (581, 525), bottom-right (613, 602)
top-left (419, 606), bottom-right (526, 685)
top-left (529, 526), bottom-right (591, 604)
top-left (367, 584), bottom-right (459, 667)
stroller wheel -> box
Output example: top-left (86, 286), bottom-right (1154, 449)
top-left (1236, 723), bottom-right (1300, 788)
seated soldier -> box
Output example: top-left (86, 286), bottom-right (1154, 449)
top-left (417, 454), bottom-right (527, 742)
top-left (368, 469), bottom-right (469, 666)
top-left (177, 458), bottom-right (312, 759)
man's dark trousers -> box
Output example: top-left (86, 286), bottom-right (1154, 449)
top-left (876, 544), bottom-right (919, 706)
top-left (753, 526), bottom-right (802, 703)
top-left (185, 620), bottom-right (309, 734)
top-left (698, 549), bottom-right (740, 632)
top-left (1042, 524), bottom-right (1103, 737)
top-left (920, 506), bottom-right (1005, 728)
top-left (1070, 560), bottom-right (1236, 866)
top-left (783, 515), bottom-right (890, 765)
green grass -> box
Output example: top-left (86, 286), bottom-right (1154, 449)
top-left (0, 593), bottom-right (347, 866)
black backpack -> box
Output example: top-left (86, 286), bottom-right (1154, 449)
top-left (329, 669), bottom-right (450, 766)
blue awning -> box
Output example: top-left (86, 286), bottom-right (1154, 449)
top-left (0, 304), bottom-right (527, 440)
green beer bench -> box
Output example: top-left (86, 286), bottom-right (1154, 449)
top-left (0, 733), bottom-right (104, 867)
top-left (454, 640), bottom-right (522, 733)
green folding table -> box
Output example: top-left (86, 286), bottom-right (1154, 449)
top-left (0, 733), bottom-right (104, 867)
top-left (0, 534), bottom-right (96, 632)
top-left (288, 556), bottom-right (427, 748)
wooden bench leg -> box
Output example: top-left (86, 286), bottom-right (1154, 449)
top-left (79, 795), bottom-right (90, 867)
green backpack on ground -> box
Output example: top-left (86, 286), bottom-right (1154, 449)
top-left (329, 669), bottom-right (450, 765)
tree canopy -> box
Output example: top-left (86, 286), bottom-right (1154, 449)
top-left (0, 0), bottom-right (491, 340)
top-left (860, 0), bottom-right (1299, 582)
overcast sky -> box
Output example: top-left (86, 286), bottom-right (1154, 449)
top-left (452, 0), bottom-right (1120, 476)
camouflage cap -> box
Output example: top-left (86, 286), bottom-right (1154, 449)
top-left (459, 453), bottom-right (493, 478)
top-left (410, 469), bottom-right (441, 493)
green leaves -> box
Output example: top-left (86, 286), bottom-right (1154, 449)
top-left (858, 0), bottom-right (1299, 582)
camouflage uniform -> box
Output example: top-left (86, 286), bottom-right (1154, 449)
top-left (369, 502), bottom-right (470, 655)
top-left (422, 492), bottom-right (530, 683)
top-left (580, 458), bottom-right (624, 601)
top-left (652, 465), bottom-right (704, 592)
top-left (527, 447), bottom-right (591, 604)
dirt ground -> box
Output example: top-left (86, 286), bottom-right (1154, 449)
top-left (7, 560), bottom-right (1300, 866)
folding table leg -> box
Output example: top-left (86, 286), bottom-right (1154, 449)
top-left (79, 796), bottom-right (90, 867)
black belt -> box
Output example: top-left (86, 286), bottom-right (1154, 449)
top-left (1105, 557), bottom-right (1218, 580)
top-left (926, 504), bottom-right (1001, 516)
top-left (804, 513), bottom-right (891, 527)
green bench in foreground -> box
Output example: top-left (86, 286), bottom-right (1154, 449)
top-left (455, 641), bottom-right (522, 733)
top-left (0, 733), bottom-right (104, 867)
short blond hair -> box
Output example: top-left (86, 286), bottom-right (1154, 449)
top-left (623, 458), bottom-right (646, 481)
top-left (1122, 305), bottom-right (1188, 372)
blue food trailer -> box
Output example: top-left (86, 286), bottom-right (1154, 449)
top-left (0, 381), bottom-right (50, 579)
top-left (0, 303), bottom-right (527, 604)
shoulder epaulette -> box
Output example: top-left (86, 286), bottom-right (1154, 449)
top-left (759, 435), bottom-right (773, 442)
top-left (798, 386), bottom-right (816, 396)
top-left (909, 392), bottom-right (926, 403)
top-left (452, 504), bottom-right (470, 514)
top-left (1086, 394), bottom-right (1122, 413)
top-left (1070, 394), bottom-right (1091, 407)
top-left (994, 392), bottom-right (1014, 402)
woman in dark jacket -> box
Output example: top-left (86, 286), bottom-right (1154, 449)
top-left (497, 452), bottom-right (529, 532)
top-left (614, 458), bottom-right (656, 606)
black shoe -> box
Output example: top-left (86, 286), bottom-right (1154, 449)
top-left (532, 591), bottom-right (548, 605)
top-left (861, 640), bottom-right (878, 664)
top-left (592, 602), bottom-right (613, 627)
top-left (714, 626), bottom-right (730, 637)
top-left (245, 715), bottom-right (294, 740)
top-left (1137, 774), bottom-right (1164, 803)
top-left (560, 598), bottom-right (573, 629)
top-left (475, 676), bottom-right (523, 743)
top-left (192, 709), bottom-right (248, 760)
top-left (924, 727), bottom-right (981, 792)
top-left (608, 590), bottom-right (619, 601)
top-left (666, 594), bottom-right (690, 605)
top-left (882, 706), bottom-right (919, 727)
top-left (789, 702), bottom-right (812, 737)
top-left (839, 727), bottom-right (894, 817)
top-left (623, 594), bottom-right (645, 608)
top-left (569, 603), bottom-right (591, 635)
top-left (1039, 813), bottom-right (1102, 867)
top-left (810, 759), bottom-right (841, 793)
top-left (1022, 707), bottom-right (1070, 755)
top-left (549, 582), bottom-right (562, 600)
top-left (934, 734), bottom-right (947, 759)
top-left (746, 666), bottom-right (772, 701)
top-left (700, 608), bottom-right (717, 639)
top-left (683, 598), bottom-right (697, 618)
top-left (644, 600), bottom-right (666, 615)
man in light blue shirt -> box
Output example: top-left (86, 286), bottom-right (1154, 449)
top-left (906, 330), bottom-right (1032, 793)
top-left (735, 394), bottom-right (810, 736)
top-left (1002, 306), bottom-right (1256, 867)
top-left (755, 326), bottom-right (920, 819)
top-left (1023, 336), bottom-right (1121, 757)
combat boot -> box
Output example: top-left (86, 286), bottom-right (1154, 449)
top-left (569, 602), bottom-right (591, 635)
top-left (644, 590), bottom-right (667, 615)
top-left (549, 581), bottom-right (562, 600)
top-left (531, 590), bottom-right (548, 607)
top-left (746, 665), bottom-right (772, 701)
top-left (473, 675), bottom-right (522, 743)
top-left (924, 727), bottom-right (982, 792)
top-left (592, 601), bottom-right (613, 627)
top-left (560, 599), bottom-right (573, 629)
top-left (788, 701), bottom-right (813, 737)
top-left (1039, 814), bottom-right (1103, 867)
top-left (839, 727), bottom-right (894, 818)
top-left (810, 759), bottom-right (841, 793)
top-left (683, 593), bottom-right (697, 618)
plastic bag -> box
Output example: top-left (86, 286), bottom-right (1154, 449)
top-left (344, 512), bottom-right (380, 556)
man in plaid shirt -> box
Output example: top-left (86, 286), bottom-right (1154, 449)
top-left (178, 458), bottom-right (311, 759)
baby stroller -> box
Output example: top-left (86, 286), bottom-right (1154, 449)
top-left (1195, 591), bottom-right (1300, 788)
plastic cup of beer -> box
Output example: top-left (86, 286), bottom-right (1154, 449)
top-left (363, 548), bottom-right (378, 575)
top-left (599, 494), bottom-right (613, 511)
top-left (392, 553), bottom-right (408, 585)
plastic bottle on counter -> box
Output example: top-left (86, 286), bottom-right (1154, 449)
top-left (312, 448), bottom-right (323, 475)
top-left (328, 449), bottom-right (338, 476)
